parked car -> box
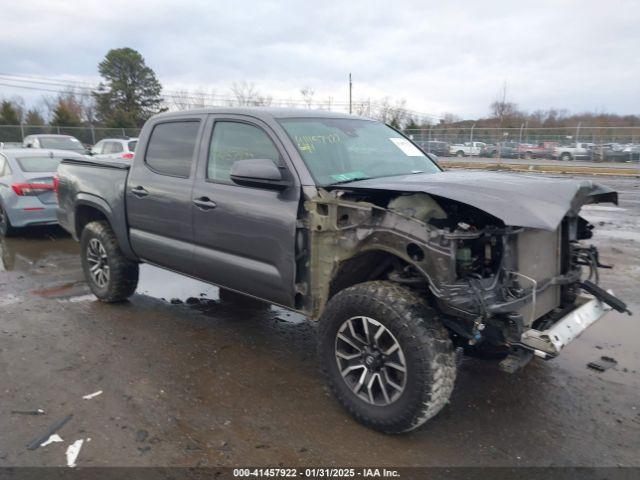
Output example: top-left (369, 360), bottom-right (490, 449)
top-left (23, 134), bottom-right (88, 155)
top-left (449, 141), bottom-right (486, 157)
top-left (0, 149), bottom-right (85, 236)
top-left (516, 142), bottom-right (558, 159)
top-left (553, 142), bottom-right (594, 161)
top-left (56, 108), bottom-right (627, 434)
top-left (416, 140), bottom-right (450, 156)
top-left (91, 137), bottom-right (138, 160)
top-left (592, 143), bottom-right (640, 162)
top-left (0, 142), bottom-right (24, 150)
top-left (481, 141), bottom-right (519, 158)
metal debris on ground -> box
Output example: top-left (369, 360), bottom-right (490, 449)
top-left (11, 409), bottom-right (45, 415)
top-left (65, 439), bottom-right (84, 468)
top-left (82, 390), bottom-right (103, 400)
top-left (587, 356), bottom-right (618, 372)
top-left (26, 414), bottom-right (73, 450)
top-left (40, 434), bottom-right (63, 447)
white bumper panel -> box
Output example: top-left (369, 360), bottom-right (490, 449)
top-left (519, 294), bottom-right (612, 357)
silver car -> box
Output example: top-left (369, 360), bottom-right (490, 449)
top-left (90, 137), bottom-right (138, 160)
top-left (23, 134), bottom-right (87, 154)
top-left (0, 149), bottom-right (84, 236)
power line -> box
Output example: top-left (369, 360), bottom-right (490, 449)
top-left (0, 72), bottom-right (442, 122)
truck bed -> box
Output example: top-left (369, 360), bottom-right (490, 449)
top-left (56, 157), bottom-right (135, 259)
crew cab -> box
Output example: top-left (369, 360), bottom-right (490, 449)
top-left (56, 108), bottom-right (629, 433)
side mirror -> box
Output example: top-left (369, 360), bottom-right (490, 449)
top-left (230, 158), bottom-right (291, 190)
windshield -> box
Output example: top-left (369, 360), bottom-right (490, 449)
top-left (39, 137), bottom-right (84, 151)
top-left (278, 118), bottom-right (439, 185)
top-left (16, 156), bottom-right (62, 172)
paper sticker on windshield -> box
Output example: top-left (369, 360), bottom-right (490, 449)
top-left (389, 138), bottom-right (424, 156)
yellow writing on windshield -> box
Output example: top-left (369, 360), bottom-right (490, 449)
top-left (295, 134), bottom-right (341, 153)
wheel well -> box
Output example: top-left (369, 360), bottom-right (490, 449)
top-left (328, 250), bottom-right (407, 300)
top-left (75, 205), bottom-right (108, 236)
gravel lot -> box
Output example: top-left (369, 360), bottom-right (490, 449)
top-left (0, 174), bottom-right (638, 468)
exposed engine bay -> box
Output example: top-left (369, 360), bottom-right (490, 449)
top-left (296, 172), bottom-right (629, 371)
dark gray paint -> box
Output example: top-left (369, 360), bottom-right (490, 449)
top-left (56, 158), bottom-right (137, 259)
top-left (190, 114), bottom-right (300, 306)
top-left (56, 107), bottom-right (619, 309)
top-left (125, 115), bottom-right (207, 272)
top-left (337, 170), bottom-right (618, 230)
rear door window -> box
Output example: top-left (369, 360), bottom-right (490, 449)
top-left (145, 121), bottom-right (200, 177)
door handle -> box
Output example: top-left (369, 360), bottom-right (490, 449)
top-left (131, 186), bottom-right (149, 198)
top-left (193, 197), bottom-right (217, 210)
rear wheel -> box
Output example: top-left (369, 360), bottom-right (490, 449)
top-left (81, 220), bottom-right (138, 302)
top-left (524, 151), bottom-right (533, 160)
top-left (560, 153), bottom-right (572, 161)
top-left (456, 150), bottom-right (465, 157)
top-left (318, 281), bottom-right (456, 433)
top-left (0, 203), bottom-right (18, 237)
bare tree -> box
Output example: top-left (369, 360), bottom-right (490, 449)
top-left (231, 82), bottom-right (258, 106)
top-left (300, 86), bottom-right (315, 109)
top-left (441, 112), bottom-right (461, 124)
top-left (375, 98), bottom-right (409, 128)
top-left (168, 88), bottom-right (213, 111)
top-left (353, 101), bottom-right (371, 117)
top-left (230, 82), bottom-right (273, 106)
top-left (490, 81), bottom-right (519, 124)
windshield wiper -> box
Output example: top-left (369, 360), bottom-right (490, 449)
top-left (328, 176), bottom-right (370, 186)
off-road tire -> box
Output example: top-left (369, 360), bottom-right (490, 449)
top-left (318, 281), bottom-right (456, 434)
top-left (80, 220), bottom-right (138, 302)
top-left (0, 203), bottom-right (18, 237)
top-left (218, 288), bottom-right (269, 309)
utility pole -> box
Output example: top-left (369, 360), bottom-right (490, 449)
top-left (349, 73), bottom-right (352, 115)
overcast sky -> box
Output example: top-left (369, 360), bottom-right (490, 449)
top-left (1, 0), bottom-right (638, 119)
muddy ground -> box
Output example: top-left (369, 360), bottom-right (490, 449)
top-left (0, 175), bottom-right (638, 468)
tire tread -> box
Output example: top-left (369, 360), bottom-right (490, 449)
top-left (318, 281), bottom-right (456, 433)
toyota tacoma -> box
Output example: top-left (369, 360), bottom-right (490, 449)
top-left (56, 108), bottom-right (629, 433)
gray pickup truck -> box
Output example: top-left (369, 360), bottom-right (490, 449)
top-left (56, 108), bottom-right (629, 433)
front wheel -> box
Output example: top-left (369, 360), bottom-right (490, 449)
top-left (318, 281), bottom-right (456, 433)
top-left (81, 220), bottom-right (139, 302)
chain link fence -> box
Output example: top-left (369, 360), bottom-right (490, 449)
top-left (405, 125), bottom-right (640, 147)
top-left (1, 123), bottom-right (639, 162)
top-left (0, 125), bottom-right (141, 147)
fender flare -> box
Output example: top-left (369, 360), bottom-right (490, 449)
top-left (74, 193), bottom-right (138, 261)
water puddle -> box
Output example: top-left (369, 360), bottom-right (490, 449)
top-left (137, 264), bottom-right (307, 325)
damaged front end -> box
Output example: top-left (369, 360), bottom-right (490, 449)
top-left (299, 172), bottom-right (629, 373)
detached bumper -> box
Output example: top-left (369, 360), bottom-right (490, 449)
top-left (519, 295), bottom-right (611, 358)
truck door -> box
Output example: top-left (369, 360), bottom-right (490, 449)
top-left (126, 117), bottom-right (205, 273)
top-left (190, 115), bottom-right (300, 307)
